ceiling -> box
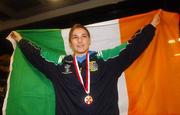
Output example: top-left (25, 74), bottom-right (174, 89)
top-left (1, 0), bottom-right (136, 32)
top-left (0, 0), bottom-right (179, 32)
top-left (0, 0), bottom-right (89, 20)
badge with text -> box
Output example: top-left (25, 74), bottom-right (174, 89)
top-left (89, 61), bottom-right (98, 72)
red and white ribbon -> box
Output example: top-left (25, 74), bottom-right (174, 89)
top-left (74, 52), bottom-right (90, 94)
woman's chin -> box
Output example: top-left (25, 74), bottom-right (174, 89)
top-left (74, 50), bottom-right (88, 56)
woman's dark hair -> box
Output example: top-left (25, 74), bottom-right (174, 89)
top-left (69, 24), bottom-right (90, 43)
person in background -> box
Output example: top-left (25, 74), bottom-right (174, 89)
top-left (10, 11), bottom-right (160, 115)
top-left (0, 38), bottom-right (12, 115)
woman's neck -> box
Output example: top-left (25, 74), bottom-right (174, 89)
top-left (74, 51), bottom-right (88, 57)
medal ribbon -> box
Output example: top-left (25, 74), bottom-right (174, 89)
top-left (74, 52), bottom-right (90, 94)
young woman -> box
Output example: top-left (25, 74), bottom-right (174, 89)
top-left (10, 12), bottom-right (160, 115)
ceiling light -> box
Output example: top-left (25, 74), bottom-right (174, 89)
top-left (48, 0), bottom-right (61, 2)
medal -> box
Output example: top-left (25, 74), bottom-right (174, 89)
top-left (74, 52), bottom-right (93, 105)
top-left (84, 95), bottom-right (93, 105)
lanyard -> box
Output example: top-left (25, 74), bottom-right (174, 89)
top-left (74, 52), bottom-right (90, 94)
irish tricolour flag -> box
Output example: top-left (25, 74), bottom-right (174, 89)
top-left (3, 10), bottom-right (180, 115)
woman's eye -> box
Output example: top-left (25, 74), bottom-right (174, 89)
top-left (82, 35), bottom-right (88, 38)
top-left (72, 36), bottom-right (78, 39)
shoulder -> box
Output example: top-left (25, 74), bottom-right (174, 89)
top-left (60, 55), bottom-right (73, 64)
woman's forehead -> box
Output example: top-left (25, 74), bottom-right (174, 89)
top-left (72, 28), bottom-right (88, 35)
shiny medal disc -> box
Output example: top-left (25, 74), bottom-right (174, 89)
top-left (84, 95), bottom-right (93, 105)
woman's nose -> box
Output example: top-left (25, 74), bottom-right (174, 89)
top-left (77, 37), bottom-right (82, 42)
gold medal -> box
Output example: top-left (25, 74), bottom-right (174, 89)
top-left (84, 95), bottom-right (93, 105)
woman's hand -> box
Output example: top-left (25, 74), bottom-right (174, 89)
top-left (151, 10), bottom-right (161, 27)
top-left (10, 31), bottom-right (22, 42)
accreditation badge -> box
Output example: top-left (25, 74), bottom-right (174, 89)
top-left (89, 61), bottom-right (98, 72)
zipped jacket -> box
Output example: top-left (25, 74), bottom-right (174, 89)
top-left (18, 24), bottom-right (156, 115)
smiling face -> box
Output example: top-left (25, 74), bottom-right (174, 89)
top-left (69, 24), bottom-right (91, 56)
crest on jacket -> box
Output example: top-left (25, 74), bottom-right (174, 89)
top-left (89, 61), bottom-right (98, 72)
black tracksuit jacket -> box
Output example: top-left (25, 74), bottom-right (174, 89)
top-left (18, 24), bottom-right (155, 115)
